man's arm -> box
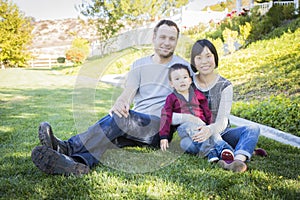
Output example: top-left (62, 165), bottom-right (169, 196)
top-left (109, 86), bottom-right (137, 118)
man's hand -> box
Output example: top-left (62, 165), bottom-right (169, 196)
top-left (109, 100), bottom-right (130, 118)
top-left (160, 139), bottom-right (169, 151)
top-left (192, 126), bottom-right (212, 143)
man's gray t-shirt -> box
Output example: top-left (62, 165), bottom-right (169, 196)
top-left (125, 55), bottom-right (189, 117)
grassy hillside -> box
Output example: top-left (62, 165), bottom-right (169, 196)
top-left (220, 24), bottom-right (299, 101)
top-left (218, 21), bottom-right (299, 135)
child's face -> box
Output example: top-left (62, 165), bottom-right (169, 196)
top-left (169, 68), bottom-right (192, 93)
top-left (194, 46), bottom-right (216, 75)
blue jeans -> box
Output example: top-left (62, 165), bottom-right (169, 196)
top-left (66, 110), bottom-right (161, 168)
top-left (180, 125), bottom-right (260, 160)
top-left (178, 122), bottom-right (234, 158)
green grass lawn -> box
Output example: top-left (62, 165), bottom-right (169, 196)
top-left (0, 68), bottom-right (299, 199)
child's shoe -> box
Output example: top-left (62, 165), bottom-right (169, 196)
top-left (221, 149), bottom-right (234, 161)
top-left (207, 149), bottom-right (219, 163)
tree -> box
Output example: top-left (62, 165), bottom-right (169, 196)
top-left (120, 0), bottom-right (188, 23)
top-left (77, 0), bottom-right (124, 56)
top-left (0, 0), bottom-right (33, 68)
top-left (76, 0), bottom-right (189, 56)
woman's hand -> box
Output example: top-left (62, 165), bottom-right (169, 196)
top-left (192, 126), bottom-right (212, 142)
top-left (160, 139), bottom-right (169, 151)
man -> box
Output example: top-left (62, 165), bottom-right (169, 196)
top-left (31, 19), bottom-right (189, 175)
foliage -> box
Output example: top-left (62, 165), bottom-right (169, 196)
top-left (65, 37), bottom-right (90, 65)
top-left (247, 4), bottom-right (298, 43)
top-left (120, 0), bottom-right (188, 23)
top-left (238, 21), bottom-right (251, 46)
top-left (204, 4), bottom-right (299, 51)
top-left (77, 0), bottom-right (124, 57)
top-left (262, 17), bottom-right (300, 39)
top-left (222, 27), bottom-right (239, 53)
top-left (0, 0), bottom-right (33, 68)
top-left (0, 68), bottom-right (299, 199)
top-left (220, 27), bottom-right (300, 135)
top-left (232, 95), bottom-right (300, 136)
top-left (57, 57), bottom-right (65, 63)
top-left (77, 0), bottom-right (188, 57)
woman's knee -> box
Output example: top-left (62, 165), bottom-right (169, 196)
top-left (180, 137), bottom-right (198, 154)
top-left (247, 125), bottom-right (260, 137)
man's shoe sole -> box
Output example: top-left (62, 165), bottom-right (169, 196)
top-left (38, 122), bottom-right (55, 149)
top-left (31, 146), bottom-right (89, 176)
top-left (218, 160), bottom-right (247, 173)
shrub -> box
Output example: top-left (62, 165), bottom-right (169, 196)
top-left (66, 48), bottom-right (86, 64)
top-left (232, 95), bottom-right (300, 136)
top-left (65, 37), bottom-right (90, 65)
top-left (57, 57), bottom-right (66, 63)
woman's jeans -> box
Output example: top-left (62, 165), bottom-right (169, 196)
top-left (177, 122), bottom-right (234, 157)
top-left (66, 110), bottom-right (161, 168)
top-left (180, 125), bottom-right (260, 160)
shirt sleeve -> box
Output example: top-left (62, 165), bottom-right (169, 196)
top-left (159, 94), bottom-right (175, 139)
top-left (195, 89), bottom-right (212, 125)
top-left (207, 85), bottom-right (233, 135)
top-left (124, 62), bottom-right (141, 90)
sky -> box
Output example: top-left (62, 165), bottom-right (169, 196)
top-left (12, 0), bottom-right (84, 20)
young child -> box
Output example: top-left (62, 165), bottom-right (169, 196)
top-left (159, 63), bottom-right (234, 162)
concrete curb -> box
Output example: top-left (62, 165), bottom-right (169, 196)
top-left (229, 115), bottom-right (300, 148)
top-left (100, 74), bottom-right (126, 88)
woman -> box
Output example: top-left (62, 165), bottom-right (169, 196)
top-left (180, 39), bottom-right (262, 173)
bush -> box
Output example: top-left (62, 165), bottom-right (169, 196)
top-left (232, 95), bottom-right (300, 136)
top-left (262, 17), bottom-right (300, 39)
top-left (65, 37), bottom-right (90, 65)
top-left (66, 48), bottom-right (86, 64)
top-left (57, 57), bottom-right (66, 63)
top-left (205, 4), bottom-right (299, 46)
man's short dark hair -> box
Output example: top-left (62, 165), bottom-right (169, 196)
top-left (168, 63), bottom-right (191, 81)
top-left (154, 19), bottom-right (180, 38)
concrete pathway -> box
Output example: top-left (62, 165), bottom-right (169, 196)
top-left (100, 73), bottom-right (300, 149)
top-left (229, 115), bottom-right (300, 148)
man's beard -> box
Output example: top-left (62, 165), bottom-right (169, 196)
top-left (156, 48), bottom-right (174, 59)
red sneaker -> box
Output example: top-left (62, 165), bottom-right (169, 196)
top-left (221, 149), bottom-right (234, 161)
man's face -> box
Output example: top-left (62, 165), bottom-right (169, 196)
top-left (153, 24), bottom-right (178, 59)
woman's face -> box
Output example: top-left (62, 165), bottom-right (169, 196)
top-left (194, 46), bottom-right (216, 75)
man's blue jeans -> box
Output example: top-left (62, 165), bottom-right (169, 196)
top-left (180, 125), bottom-right (260, 160)
top-left (66, 110), bottom-right (161, 168)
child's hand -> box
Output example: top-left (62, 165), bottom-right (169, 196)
top-left (160, 139), bottom-right (169, 151)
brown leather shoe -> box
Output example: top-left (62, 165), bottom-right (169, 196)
top-left (218, 160), bottom-right (247, 173)
top-left (31, 146), bottom-right (89, 176)
top-left (38, 122), bottom-right (69, 155)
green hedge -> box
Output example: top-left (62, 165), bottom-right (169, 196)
top-left (232, 95), bottom-right (300, 136)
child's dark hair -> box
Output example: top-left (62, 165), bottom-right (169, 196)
top-left (168, 64), bottom-right (191, 81)
top-left (190, 39), bottom-right (219, 73)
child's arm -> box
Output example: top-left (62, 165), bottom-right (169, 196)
top-left (172, 113), bottom-right (205, 125)
top-left (159, 94), bottom-right (175, 151)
